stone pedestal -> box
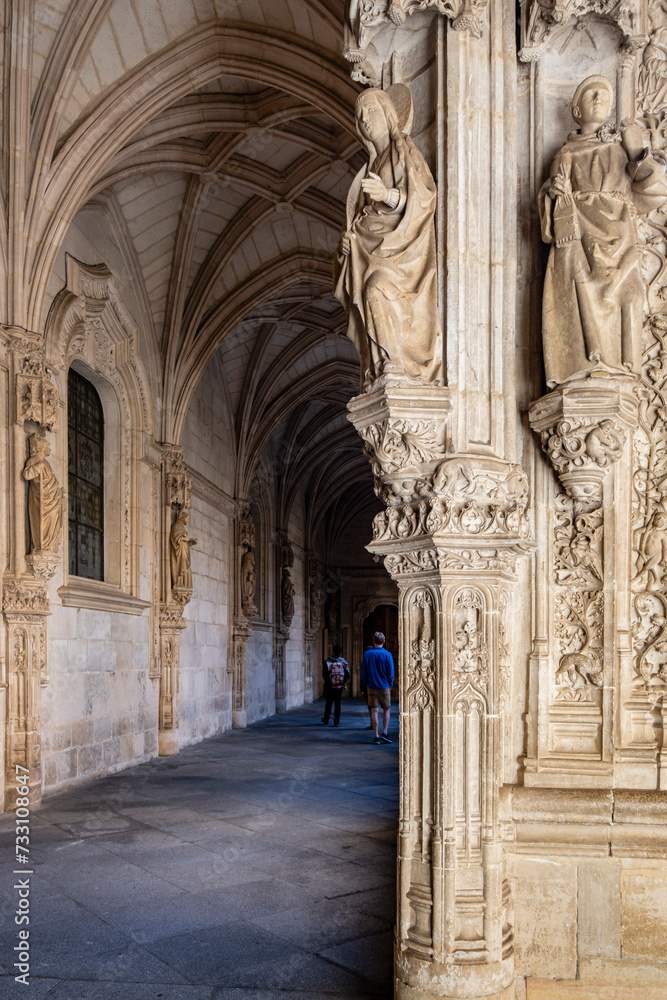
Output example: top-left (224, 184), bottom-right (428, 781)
top-left (158, 595), bottom-right (190, 756)
top-left (349, 382), bottom-right (526, 1000)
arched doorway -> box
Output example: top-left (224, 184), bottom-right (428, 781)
top-left (352, 600), bottom-right (399, 698)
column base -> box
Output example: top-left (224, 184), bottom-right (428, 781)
top-left (275, 698), bottom-right (287, 713)
top-left (232, 710), bottom-right (247, 729)
top-left (158, 731), bottom-right (179, 756)
top-left (396, 980), bottom-right (514, 1000)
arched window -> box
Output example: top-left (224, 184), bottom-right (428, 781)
top-left (68, 368), bottom-right (104, 580)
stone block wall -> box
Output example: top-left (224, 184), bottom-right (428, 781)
top-left (42, 607), bottom-right (155, 794)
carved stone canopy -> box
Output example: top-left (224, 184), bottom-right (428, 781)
top-left (519, 0), bottom-right (648, 62)
top-left (344, 0), bottom-right (488, 83)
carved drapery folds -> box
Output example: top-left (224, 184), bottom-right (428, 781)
top-left (345, 0), bottom-right (488, 82)
top-left (238, 502), bottom-right (257, 618)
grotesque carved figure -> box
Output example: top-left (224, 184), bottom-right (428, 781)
top-left (634, 510), bottom-right (667, 590)
top-left (23, 434), bottom-right (62, 553)
top-left (170, 508), bottom-right (197, 590)
top-left (334, 85), bottom-right (443, 388)
top-left (539, 75), bottom-right (667, 388)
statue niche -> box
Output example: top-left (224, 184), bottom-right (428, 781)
top-left (333, 85), bottom-right (443, 388)
top-left (23, 434), bottom-right (62, 554)
top-left (170, 508), bottom-right (197, 591)
top-left (281, 567), bottom-right (295, 621)
top-left (539, 75), bottom-right (667, 388)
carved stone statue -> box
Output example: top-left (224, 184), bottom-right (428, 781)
top-left (334, 85), bottom-right (443, 387)
top-left (170, 508), bottom-right (197, 590)
top-left (539, 75), bottom-right (667, 388)
top-left (281, 567), bottom-right (295, 619)
top-left (241, 547), bottom-right (256, 610)
top-left (23, 434), bottom-right (62, 553)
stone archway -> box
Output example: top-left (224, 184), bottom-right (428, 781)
top-left (352, 596), bottom-right (399, 696)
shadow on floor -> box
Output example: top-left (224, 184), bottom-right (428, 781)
top-left (0, 699), bottom-right (398, 999)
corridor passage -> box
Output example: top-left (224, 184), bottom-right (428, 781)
top-left (0, 700), bottom-right (398, 1000)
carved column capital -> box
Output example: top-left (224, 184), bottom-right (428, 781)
top-left (529, 376), bottom-right (640, 501)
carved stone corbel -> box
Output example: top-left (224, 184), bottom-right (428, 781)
top-left (529, 376), bottom-right (640, 502)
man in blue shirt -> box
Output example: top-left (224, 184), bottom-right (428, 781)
top-left (360, 631), bottom-right (394, 745)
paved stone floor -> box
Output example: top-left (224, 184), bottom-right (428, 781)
top-left (0, 699), bottom-right (398, 1000)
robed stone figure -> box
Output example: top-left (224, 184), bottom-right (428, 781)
top-left (170, 509), bottom-right (196, 590)
top-left (539, 75), bottom-right (667, 387)
top-left (23, 434), bottom-right (62, 553)
top-left (334, 86), bottom-right (443, 387)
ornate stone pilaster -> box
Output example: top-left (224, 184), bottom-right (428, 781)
top-left (157, 594), bottom-right (189, 756)
top-left (2, 580), bottom-right (50, 809)
top-left (529, 376), bottom-right (641, 785)
top-left (157, 446), bottom-right (194, 756)
top-left (349, 382), bottom-right (525, 1000)
top-left (230, 614), bottom-right (252, 728)
top-left (274, 624), bottom-right (290, 713)
top-left (304, 554), bottom-right (324, 703)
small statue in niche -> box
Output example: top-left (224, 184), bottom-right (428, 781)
top-left (23, 434), bottom-right (62, 553)
top-left (241, 546), bottom-right (256, 612)
top-left (170, 508), bottom-right (197, 590)
top-left (539, 75), bottom-right (667, 388)
top-left (333, 85), bottom-right (443, 388)
top-left (281, 567), bottom-right (295, 619)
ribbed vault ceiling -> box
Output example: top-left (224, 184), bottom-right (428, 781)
top-left (32, 0), bottom-right (376, 552)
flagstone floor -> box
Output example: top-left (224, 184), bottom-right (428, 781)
top-left (0, 699), bottom-right (398, 1000)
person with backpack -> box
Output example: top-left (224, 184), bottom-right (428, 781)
top-left (321, 645), bottom-right (350, 727)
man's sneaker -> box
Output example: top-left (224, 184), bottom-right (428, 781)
top-left (381, 734), bottom-right (392, 744)
top-left (366, 724), bottom-right (373, 730)
top-left (321, 718), bottom-right (328, 725)
top-left (333, 721), bottom-right (339, 727)
top-left (372, 737), bottom-right (381, 745)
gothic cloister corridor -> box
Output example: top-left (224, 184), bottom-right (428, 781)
top-left (0, 700), bottom-right (398, 1000)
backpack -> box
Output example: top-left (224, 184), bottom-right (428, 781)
top-left (327, 658), bottom-right (346, 689)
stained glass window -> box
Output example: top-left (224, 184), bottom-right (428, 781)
top-left (68, 369), bottom-right (104, 580)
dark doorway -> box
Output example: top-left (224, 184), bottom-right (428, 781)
top-left (363, 604), bottom-right (399, 698)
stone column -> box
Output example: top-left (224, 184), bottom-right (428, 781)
top-left (349, 381), bottom-right (527, 1000)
